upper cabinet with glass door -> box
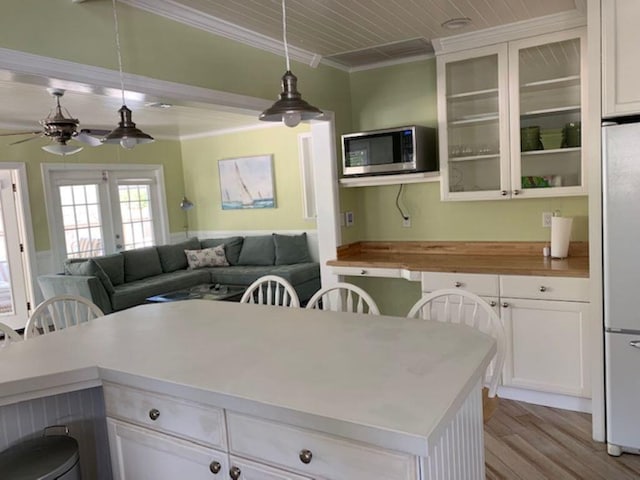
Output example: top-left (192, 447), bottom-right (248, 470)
top-left (509, 28), bottom-right (586, 198)
top-left (437, 28), bottom-right (586, 201)
top-left (437, 44), bottom-right (510, 201)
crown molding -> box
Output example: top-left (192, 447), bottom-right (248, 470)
top-left (347, 53), bottom-right (436, 73)
top-left (119, 0), bottom-right (321, 68)
top-left (432, 9), bottom-right (586, 55)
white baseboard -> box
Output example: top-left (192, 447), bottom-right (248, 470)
top-left (498, 385), bottom-right (592, 413)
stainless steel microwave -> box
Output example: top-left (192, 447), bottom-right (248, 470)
top-left (341, 126), bottom-right (437, 176)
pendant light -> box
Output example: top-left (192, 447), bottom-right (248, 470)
top-left (259, 0), bottom-right (322, 127)
top-left (103, 0), bottom-right (154, 149)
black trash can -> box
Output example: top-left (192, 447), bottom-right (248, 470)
top-left (0, 434), bottom-right (81, 479)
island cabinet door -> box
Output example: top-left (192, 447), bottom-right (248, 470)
top-left (107, 418), bottom-right (229, 480)
top-left (226, 412), bottom-right (419, 480)
top-left (228, 455), bottom-right (312, 480)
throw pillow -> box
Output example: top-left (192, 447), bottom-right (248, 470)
top-left (200, 236), bottom-right (244, 265)
top-left (64, 259), bottom-right (115, 294)
top-left (237, 235), bottom-right (275, 266)
top-left (93, 254), bottom-right (125, 286)
top-left (157, 237), bottom-right (200, 272)
top-left (185, 245), bottom-right (229, 269)
top-left (273, 233), bottom-right (312, 265)
top-left (122, 247), bottom-right (163, 283)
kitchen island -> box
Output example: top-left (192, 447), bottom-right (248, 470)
top-left (0, 300), bottom-right (495, 480)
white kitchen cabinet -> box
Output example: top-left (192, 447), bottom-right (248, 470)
top-left (107, 418), bottom-right (229, 480)
top-left (228, 456), bottom-right (312, 480)
top-left (602, 0), bottom-right (640, 117)
top-left (499, 275), bottom-right (590, 398)
top-left (437, 28), bottom-right (586, 200)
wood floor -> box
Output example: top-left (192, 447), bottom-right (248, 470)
top-left (484, 399), bottom-right (640, 479)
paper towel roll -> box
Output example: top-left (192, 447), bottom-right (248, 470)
top-left (551, 216), bottom-right (573, 259)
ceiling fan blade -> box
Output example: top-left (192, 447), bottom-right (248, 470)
top-left (76, 129), bottom-right (110, 146)
top-left (0, 131), bottom-right (42, 137)
top-left (10, 135), bottom-right (44, 146)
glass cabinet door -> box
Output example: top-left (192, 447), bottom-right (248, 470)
top-left (438, 44), bottom-right (510, 200)
top-left (510, 29), bottom-right (586, 197)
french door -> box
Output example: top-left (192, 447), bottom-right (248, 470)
top-left (0, 170), bottom-right (29, 329)
top-left (46, 166), bottom-right (169, 269)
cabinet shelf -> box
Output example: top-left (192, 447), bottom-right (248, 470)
top-left (521, 75), bottom-right (580, 90)
top-left (521, 106), bottom-right (580, 117)
top-left (449, 153), bottom-right (500, 162)
top-left (447, 88), bottom-right (499, 100)
top-left (521, 147), bottom-right (580, 156)
top-left (449, 114), bottom-right (499, 125)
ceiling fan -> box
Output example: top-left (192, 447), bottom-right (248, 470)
top-left (0, 88), bottom-right (110, 155)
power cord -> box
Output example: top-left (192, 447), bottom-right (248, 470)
top-left (395, 184), bottom-right (409, 221)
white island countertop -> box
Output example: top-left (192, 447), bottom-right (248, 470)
top-left (0, 300), bottom-right (495, 457)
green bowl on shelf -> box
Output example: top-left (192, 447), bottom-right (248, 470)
top-left (540, 129), bottom-right (562, 150)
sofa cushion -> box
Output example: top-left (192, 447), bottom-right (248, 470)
top-left (93, 254), bottom-right (125, 286)
top-left (200, 237), bottom-right (244, 265)
top-left (64, 258), bottom-right (115, 294)
top-left (157, 237), bottom-right (200, 272)
top-left (208, 263), bottom-right (319, 287)
top-left (237, 235), bottom-right (275, 266)
top-left (111, 270), bottom-right (210, 311)
top-left (273, 233), bottom-right (312, 265)
top-left (123, 247), bottom-right (163, 282)
top-left (185, 246), bottom-right (229, 269)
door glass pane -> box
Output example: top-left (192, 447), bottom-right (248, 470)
top-left (519, 38), bottom-right (581, 189)
top-left (59, 184), bottom-right (104, 259)
top-left (445, 54), bottom-right (501, 194)
top-left (0, 201), bottom-right (14, 315)
top-left (119, 184), bottom-right (155, 250)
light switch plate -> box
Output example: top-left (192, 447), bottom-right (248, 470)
top-left (345, 211), bottom-right (354, 227)
top-left (542, 211), bottom-right (552, 228)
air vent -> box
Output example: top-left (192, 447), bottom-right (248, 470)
top-left (325, 38), bottom-right (434, 68)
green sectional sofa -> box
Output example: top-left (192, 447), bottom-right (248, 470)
top-left (38, 234), bottom-right (320, 314)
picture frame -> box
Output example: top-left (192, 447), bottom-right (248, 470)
top-left (218, 155), bottom-right (276, 210)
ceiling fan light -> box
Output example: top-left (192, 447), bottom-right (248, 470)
top-left (259, 71), bottom-right (323, 127)
top-left (42, 143), bottom-right (83, 156)
top-left (102, 105), bottom-right (154, 148)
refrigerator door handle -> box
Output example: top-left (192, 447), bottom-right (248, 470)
top-left (630, 340), bottom-right (640, 349)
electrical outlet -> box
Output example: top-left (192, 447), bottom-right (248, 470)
top-left (542, 211), bottom-right (553, 228)
top-left (402, 216), bottom-right (411, 228)
top-left (345, 211), bottom-right (354, 227)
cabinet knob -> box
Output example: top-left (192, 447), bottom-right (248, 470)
top-left (500, 190), bottom-right (508, 196)
top-left (209, 461), bottom-right (221, 474)
top-left (148, 408), bottom-right (160, 421)
top-left (539, 286), bottom-right (547, 292)
top-left (299, 449), bottom-right (313, 464)
top-left (502, 302), bottom-right (509, 308)
top-left (229, 466), bottom-right (241, 480)
top-left (489, 301), bottom-right (497, 307)
top-left (454, 281), bottom-right (462, 288)
top-left (360, 269), bottom-right (367, 275)
top-left (513, 189), bottom-right (520, 195)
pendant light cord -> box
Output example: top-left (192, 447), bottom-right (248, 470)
top-left (281, 0), bottom-right (291, 71)
top-left (112, 0), bottom-right (126, 106)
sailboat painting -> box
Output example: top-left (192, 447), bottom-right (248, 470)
top-left (218, 155), bottom-right (276, 210)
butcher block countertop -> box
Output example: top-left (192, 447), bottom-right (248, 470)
top-left (327, 241), bottom-right (589, 278)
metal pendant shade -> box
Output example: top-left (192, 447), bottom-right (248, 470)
top-left (102, 105), bottom-right (154, 149)
top-left (259, 71), bottom-right (323, 126)
top-left (105, 0), bottom-right (154, 149)
top-left (259, 0), bottom-right (322, 127)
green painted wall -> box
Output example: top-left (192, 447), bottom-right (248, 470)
top-left (0, 133), bottom-right (184, 252)
top-left (181, 125), bottom-right (315, 232)
top-left (345, 58), bottom-right (589, 242)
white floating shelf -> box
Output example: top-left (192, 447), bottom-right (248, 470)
top-left (340, 172), bottom-right (440, 188)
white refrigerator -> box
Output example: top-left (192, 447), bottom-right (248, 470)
top-left (603, 120), bottom-right (640, 456)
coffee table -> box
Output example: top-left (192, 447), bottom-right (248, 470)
top-left (146, 284), bottom-right (246, 303)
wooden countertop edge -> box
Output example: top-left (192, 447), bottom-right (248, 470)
top-left (329, 242), bottom-right (590, 278)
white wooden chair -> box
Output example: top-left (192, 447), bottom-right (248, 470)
top-left (25, 294), bottom-right (104, 339)
top-left (0, 321), bottom-right (21, 347)
top-left (240, 275), bottom-right (300, 308)
top-left (305, 282), bottom-right (380, 315)
top-left (407, 289), bottom-right (506, 399)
